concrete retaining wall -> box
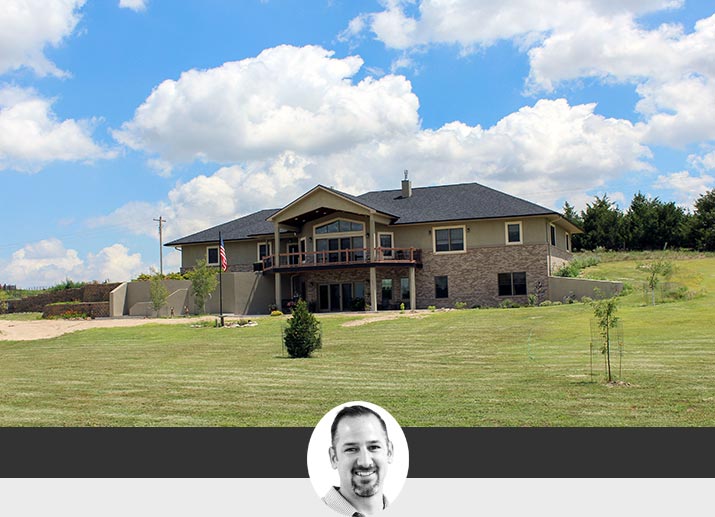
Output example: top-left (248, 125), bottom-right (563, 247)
top-left (548, 276), bottom-right (623, 302)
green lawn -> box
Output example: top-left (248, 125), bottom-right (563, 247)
top-left (1, 253), bottom-right (714, 426)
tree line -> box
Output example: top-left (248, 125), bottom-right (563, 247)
top-left (563, 188), bottom-right (715, 252)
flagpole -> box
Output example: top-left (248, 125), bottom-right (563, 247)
top-left (218, 231), bottom-right (224, 327)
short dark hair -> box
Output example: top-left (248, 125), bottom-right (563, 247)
top-left (330, 405), bottom-right (390, 447)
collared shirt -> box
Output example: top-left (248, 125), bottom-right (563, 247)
top-left (322, 486), bottom-right (388, 516)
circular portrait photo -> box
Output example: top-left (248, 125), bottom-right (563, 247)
top-left (307, 401), bottom-right (409, 515)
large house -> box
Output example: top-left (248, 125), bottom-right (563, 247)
top-left (164, 176), bottom-right (593, 314)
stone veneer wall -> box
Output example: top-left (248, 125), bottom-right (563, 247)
top-left (300, 267), bottom-right (414, 310)
top-left (5, 283), bottom-right (121, 313)
top-left (416, 245), bottom-right (551, 308)
top-left (43, 302), bottom-right (110, 319)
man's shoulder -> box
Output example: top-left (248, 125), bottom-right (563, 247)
top-left (322, 486), bottom-right (358, 516)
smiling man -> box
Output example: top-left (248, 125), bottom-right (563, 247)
top-left (322, 405), bottom-right (394, 516)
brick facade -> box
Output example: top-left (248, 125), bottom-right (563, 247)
top-left (416, 245), bottom-right (550, 308)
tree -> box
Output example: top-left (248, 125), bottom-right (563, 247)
top-left (624, 193), bottom-right (689, 250)
top-left (592, 297), bottom-right (619, 383)
top-left (691, 189), bottom-right (715, 251)
top-left (283, 299), bottom-right (322, 358)
top-left (149, 269), bottom-right (169, 315)
top-left (638, 258), bottom-right (674, 306)
top-left (562, 201), bottom-right (584, 250)
top-left (188, 259), bottom-right (218, 314)
top-left (580, 195), bottom-right (625, 251)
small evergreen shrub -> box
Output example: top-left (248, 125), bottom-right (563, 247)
top-left (270, 310), bottom-right (284, 316)
top-left (283, 299), bottom-right (322, 358)
top-left (454, 301), bottom-right (467, 310)
top-left (427, 305), bottom-right (436, 312)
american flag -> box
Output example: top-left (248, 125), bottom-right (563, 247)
top-left (219, 234), bottom-right (227, 272)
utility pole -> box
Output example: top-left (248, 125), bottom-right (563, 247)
top-left (153, 216), bottom-right (166, 276)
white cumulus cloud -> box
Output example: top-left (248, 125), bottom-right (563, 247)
top-left (113, 45), bottom-right (419, 168)
top-left (653, 171), bottom-right (715, 207)
top-left (0, 86), bottom-right (115, 173)
top-left (0, 0), bottom-right (85, 77)
top-left (118, 0), bottom-right (147, 12)
top-left (97, 96), bottom-right (652, 241)
top-left (2, 239), bottom-right (145, 287)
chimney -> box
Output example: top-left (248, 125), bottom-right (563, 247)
top-left (401, 169), bottom-right (412, 198)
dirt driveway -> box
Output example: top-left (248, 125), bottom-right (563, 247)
top-left (0, 317), bottom-right (214, 341)
top-left (0, 311), bottom-right (433, 341)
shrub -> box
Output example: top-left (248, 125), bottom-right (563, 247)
top-left (270, 310), bottom-right (284, 317)
top-left (350, 297), bottom-right (366, 311)
top-left (454, 301), bottom-right (467, 310)
top-left (400, 302), bottom-right (405, 313)
top-left (527, 294), bottom-right (538, 306)
top-left (283, 299), bottom-right (322, 358)
top-left (499, 299), bottom-right (521, 309)
top-left (539, 300), bottom-right (553, 307)
top-left (427, 305), bottom-right (436, 312)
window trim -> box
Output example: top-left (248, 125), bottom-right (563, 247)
top-left (505, 221), bottom-right (523, 245)
top-left (257, 241), bottom-right (272, 261)
top-left (206, 246), bottom-right (219, 266)
top-left (550, 224), bottom-right (557, 247)
top-left (565, 232), bottom-right (571, 251)
top-left (432, 225), bottom-right (467, 254)
top-left (378, 231), bottom-right (394, 257)
top-left (313, 217), bottom-right (365, 237)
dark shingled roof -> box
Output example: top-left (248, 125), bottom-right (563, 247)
top-left (357, 182), bottom-right (556, 224)
top-left (165, 208), bottom-right (280, 246)
top-left (166, 182), bottom-right (560, 246)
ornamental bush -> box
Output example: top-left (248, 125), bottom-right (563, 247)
top-left (282, 299), bottom-right (321, 358)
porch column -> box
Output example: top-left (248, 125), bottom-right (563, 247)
top-left (369, 212), bottom-right (376, 261)
top-left (370, 267), bottom-right (378, 312)
top-left (274, 224), bottom-right (281, 310)
top-left (409, 266), bottom-right (416, 311)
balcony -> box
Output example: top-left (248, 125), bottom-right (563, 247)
top-left (261, 247), bottom-right (422, 273)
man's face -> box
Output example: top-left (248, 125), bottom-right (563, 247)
top-left (329, 414), bottom-right (394, 498)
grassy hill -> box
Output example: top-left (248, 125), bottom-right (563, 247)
top-left (1, 252), bottom-right (714, 426)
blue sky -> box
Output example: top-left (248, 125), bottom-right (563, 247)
top-left (1, 0), bottom-right (714, 287)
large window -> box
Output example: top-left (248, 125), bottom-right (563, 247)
top-left (381, 279), bottom-right (393, 308)
top-left (505, 222), bottom-right (522, 245)
top-left (207, 246), bottom-right (219, 266)
top-left (434, 226), bottom-right (465, 253)
top-left (498, 272), bottom-right (527, 296)
top-left (435, 276), bottom-right (449, 298)
top-left (316, 236), bottom-right (364, 262)
top-left (378, 232), bottom-right (394, 257)
top-left (315, 219), bottom-right (364, 234)
top-left (400, 277), bottom-right (410, 300)
top-left (550, 224), bottom-right (557, 246)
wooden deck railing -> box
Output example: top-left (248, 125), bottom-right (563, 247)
top-left (261, 247), bottom-right (421, 271)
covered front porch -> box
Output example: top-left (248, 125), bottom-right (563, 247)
top-left (276, 264), bottom-right (419, 313)
top-left (263, 184), bottom-right (420, 312)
